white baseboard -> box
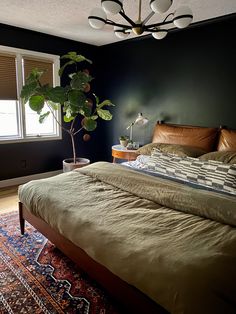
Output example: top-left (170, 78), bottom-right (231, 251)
top-left (0, 170), bottom-right (62, 188)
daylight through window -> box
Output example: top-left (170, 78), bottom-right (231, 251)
top-left (0, 46), bottom-right (61, 143)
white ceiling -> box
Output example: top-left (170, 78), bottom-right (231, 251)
top-left (0, 0), bottom-right (236, 46)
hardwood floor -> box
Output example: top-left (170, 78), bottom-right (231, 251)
top-left (0, 185), bottom-right (19, 214)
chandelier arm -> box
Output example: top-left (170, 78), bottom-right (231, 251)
top-left (144, 27), bottom-right (168, 34)
top-left (119, 11), bottom-right (136, 27)
top-left (120, 7), bottom-right (126, 16)
top-left (173, 14), bottom-right (193, 22)
top-left (143, 20), bottom-right (173, 30)
top-left (105, 20), bottom-right (132, 29)
top-left (163, 12), bottom-right (174, 22)
top-left (142, 11), bottom-right (155, 25)
top-left (144, 14), bottom-right (193, 30)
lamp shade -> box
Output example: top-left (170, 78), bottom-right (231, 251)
top-left (114, 26), bottom-right (129, 39)
top-left (101, 0), bottom-right (123, 15)
top-left (173, 6), bottom-right (193, 29)
top-left (152, 29), bottom-right (168, 40)
top-left (134, 113), bottom-right (149, 126)
top-left (150, 0), bottom-right (173, 14)
top-left (88, 8), bottom-right (107, 29)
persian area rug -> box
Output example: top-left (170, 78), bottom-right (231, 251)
top-left (0, 212), bottom-right (120, 314)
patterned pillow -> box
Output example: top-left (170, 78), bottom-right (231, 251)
top-left (137, 143), bottom-right (206, 157)
top-left (147, 149), bottom-right (236, 195)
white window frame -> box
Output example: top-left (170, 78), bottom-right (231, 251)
top-left (0, 45), bottom-right (62, 144)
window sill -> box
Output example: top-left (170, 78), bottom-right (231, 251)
top-left (0, 134), bottom-right (62, 144)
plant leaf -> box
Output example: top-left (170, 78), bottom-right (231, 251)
top-left (64, 115), bottom-right (74, 123)
top-left (47, 101), bottom-right (59, 110)
top-left (97, 99), bottom-right (114, 109)
top-left (47, 86), bottom-right (66, 104)
top-left (79, 103), bottom-right (92, 117)
top-left (29, 95), bottom-right (45, 112)
top-left (64, 105), bottom-right (73, 119)
top-left (38, 84), bottom-right (51, 97)
top-left (58, 60), bottom-right (75, 77)
top-left (39, 111), bottom-right (50, 123)
top-left (68, 90), bottom-right (86, 108)
top-left (20, 81), bottom-right (38, 105)
top-left (83, 117), bottom-right (97, 131)
top-left (70, 72), bottom-right (93, 90)
top-left (25, 68), bottom-right (44, 84)
top-left (68, 73), bottom-right (76, 79)
top-left (61, 52), bottom-right (92, 64)
top-left (97, 109), bottom-right (113, 120)
top-left (61, 51), bottom-right (77, 60)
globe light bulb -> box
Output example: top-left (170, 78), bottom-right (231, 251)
top-left (152, 28), bottom-right (168, 40)
top-left (88, 8), bottom-right (107, 29)
top-left (173, 6), bottom-right (193, 29)
top-left (150, 0), bottom-right (173, 14)
top-left (102, 0), bottom-right (123, 15)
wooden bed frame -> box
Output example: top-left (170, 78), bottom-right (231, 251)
top-left (19, 202), bottom-right (168, 314)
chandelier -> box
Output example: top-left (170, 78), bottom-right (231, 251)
top-left (88, 0), bottom-right (193, 40)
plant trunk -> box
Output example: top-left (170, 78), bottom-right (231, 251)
top-left (70, 133), bottom-right (77, 164)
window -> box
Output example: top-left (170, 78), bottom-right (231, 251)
top-left (0, 46), bottom-right (61, 143)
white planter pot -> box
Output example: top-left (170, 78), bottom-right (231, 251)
top-left (119, 139), bottom-right (128, 147)
top-left (63, 158), bottom-right (90, 172)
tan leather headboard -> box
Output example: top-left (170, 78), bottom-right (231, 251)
top-left (217, 129), bottom-right (236, 151)
top-left (152, 123), bottom-right (218, 152)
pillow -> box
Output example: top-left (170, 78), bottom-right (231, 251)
top-left (136, 143), bottom-right (163, 155)
top-left (136, 143), bottom-right (206, 157)
top-left (199, 151), bottom-right (236, 164)
top-left (147, 149), bottom-right (236, 195)
top-left (122, 154), bottom-right (150, 170)
top-left (217, 129), bottom-right (236, 151)
top-left (152, 123), bottom-right (218, 152)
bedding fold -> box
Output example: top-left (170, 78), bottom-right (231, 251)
top-left (78, 162), bottom-right (236, 227)
top-left (19, 161), bottom-right (236, 314)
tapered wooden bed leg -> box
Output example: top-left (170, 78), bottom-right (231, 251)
top-left (19, 202), bottom-right (25, 235)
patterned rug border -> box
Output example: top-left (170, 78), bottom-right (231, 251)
top-left (0, 211), bottom-right (119, 314)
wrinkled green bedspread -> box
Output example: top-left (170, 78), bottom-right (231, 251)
top-left (19, 162), bottom-right (236, 314)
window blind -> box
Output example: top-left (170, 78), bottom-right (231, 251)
top-left (23, 57), bottom-right (53, 87)
top-left (0, 54), bottom-right (17, 100)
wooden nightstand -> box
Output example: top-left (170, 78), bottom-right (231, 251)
top-left (112, 145), bottom-right (139, 163)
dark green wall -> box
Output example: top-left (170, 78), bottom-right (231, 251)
top-left (1, 15), bottom-right (236, 180)
top-left (96, 15), bottom-right (236, 158)
top-left (0, 24), bottom-right (107, 180)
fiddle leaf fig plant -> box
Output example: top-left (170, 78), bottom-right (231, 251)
top-left (20, 51), bottom-right (114, 164)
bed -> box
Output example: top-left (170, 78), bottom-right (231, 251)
top-left (18, 122), bottom-right (236, 314)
